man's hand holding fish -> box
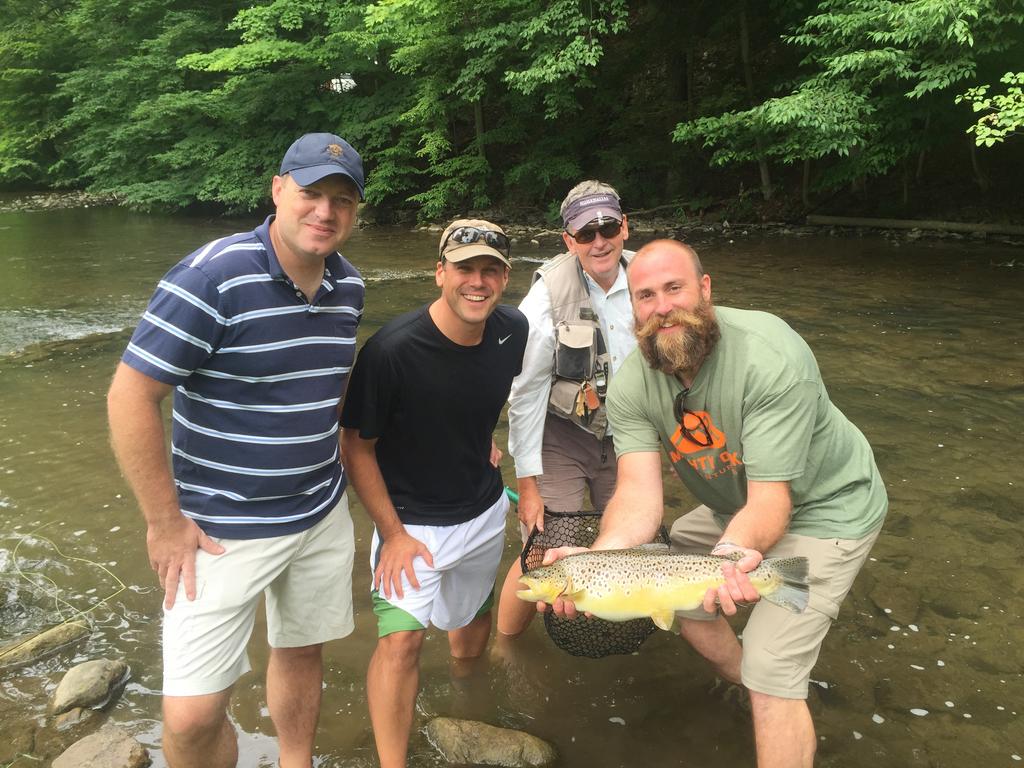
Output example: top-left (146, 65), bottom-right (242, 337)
top-left (536, 545), bottom-right (589, 619)
top-left (704, 541), bottom-right (763, 616)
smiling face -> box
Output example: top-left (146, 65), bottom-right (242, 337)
top-left (270, 173), bottom-right (359, 265)
top-left (629, 240), bottom-right (718, 379)
top-left (562, 215), bottom-right (630, 292)
top-left (430, 254), bottom-right (510, 345)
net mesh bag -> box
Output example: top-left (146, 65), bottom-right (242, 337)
top-left (520, 511), bottom-right (670, 659)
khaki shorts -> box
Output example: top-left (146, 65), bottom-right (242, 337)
top-left (519, 415), bottom-right (617, 542)
top-left (669, 505), bottom-right (881, 699)
top-left (371, 493), bottom-right (507, 635)
top-left (162, 495), bottom-right (355, 697)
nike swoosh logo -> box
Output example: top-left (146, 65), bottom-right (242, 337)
top-left (498, 334), bottom-right (512, 345)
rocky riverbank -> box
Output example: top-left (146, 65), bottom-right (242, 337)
top-left (0, 635), bottom-right (149, 768)
top-left (0, 190), bottom-right (117, 213)
top-left (0, 623), bottom-right (555, 768)
top-left (3, 189), bottom-right (1021, 250)
top-left (416, 215), bottom-right (1024, 252)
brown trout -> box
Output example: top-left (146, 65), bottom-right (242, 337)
top-left (517, 546), bottom-right (809, 630)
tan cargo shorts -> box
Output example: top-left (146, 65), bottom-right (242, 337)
top-left (669, 505), bottom-right (881, 699)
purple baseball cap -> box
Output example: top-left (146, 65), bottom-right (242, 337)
top-left (279, 133), bottom-right (365, 199)
top-left (562, 192), bottom-right (623, 232)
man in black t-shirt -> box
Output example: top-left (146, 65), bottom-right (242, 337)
top-left (340, 218), bottom-right (527, 768)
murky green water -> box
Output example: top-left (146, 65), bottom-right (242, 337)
top-left (1, 205), bottom-right (1022, 767)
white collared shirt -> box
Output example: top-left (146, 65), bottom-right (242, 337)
top-left (507, 261), bottom-right (636, 478)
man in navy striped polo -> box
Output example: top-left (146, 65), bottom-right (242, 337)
top-left (107, 133), bottom-right (365, 768)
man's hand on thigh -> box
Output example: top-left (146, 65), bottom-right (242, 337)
top-left (148, 516), bottom-right (224, 609)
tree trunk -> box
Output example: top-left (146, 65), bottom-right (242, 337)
top-left (685, 46), bottom-right (695, 118)
top-left (848, 145), bottom-right (865, 197)
top-left (473, 100), bottom-right (486, 162)
top-left (739, 0), bottom-right (773, 201)
top-left (801, 158), bottom-right (811, 208)
top-left (969, 135), bottom-right (988, 191)
top-left (915, 113), bottom-right (931, 183)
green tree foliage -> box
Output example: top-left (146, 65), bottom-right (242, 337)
top-left (0, 0), bottom-right (73, 184)
top-left (673, 0), bottom-right (1024, 193)
top-left (165, 0), bottom-right (381, 210)
top-left (0, 0), bottom-right (1021, 214)
top-left (356, 0), bottom-right (630, 218)
top-left (52, 1), bottom-right (253, 206)
top-left (959, 72), bottom-right (1024, 145)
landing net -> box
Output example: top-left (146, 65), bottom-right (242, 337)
top-left (520, 511), bottom-right (669, 658)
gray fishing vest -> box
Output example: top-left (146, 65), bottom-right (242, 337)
top-left (533, 249), bottom-right (634, 440)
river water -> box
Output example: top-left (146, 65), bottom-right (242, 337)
top-left (1, 203), bottom-right (1022, 767)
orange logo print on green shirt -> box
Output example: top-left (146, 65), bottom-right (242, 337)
top-left (669, 411), bottom-right (743, 481)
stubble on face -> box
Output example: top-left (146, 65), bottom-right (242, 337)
top-left (634, 296), bottom-right (721, 378)
top-left (271, 174), bottom-right (358, 263)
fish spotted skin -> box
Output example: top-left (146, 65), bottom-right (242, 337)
top-left (516, 547), bottom-right (810, 631)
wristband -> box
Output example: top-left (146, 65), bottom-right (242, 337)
top-left (711, 539), bottom-right (743, 554)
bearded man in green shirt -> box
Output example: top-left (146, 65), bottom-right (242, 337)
top-left (543, 239), bottom-right (887, 768)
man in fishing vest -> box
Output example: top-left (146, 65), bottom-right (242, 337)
top-left (496, 180), bottom-right (637, 637)
top-left (107, 133), bottom-right (365, 768)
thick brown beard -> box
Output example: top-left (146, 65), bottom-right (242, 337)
top-left (635, 298), bottom-right (720, 377)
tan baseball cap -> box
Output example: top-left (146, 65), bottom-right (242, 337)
top-left (438, 219), bottom-right (512, 268)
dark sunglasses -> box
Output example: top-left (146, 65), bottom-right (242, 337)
top-left (569, 220), bottom-right (623, 244)
top-left (440, 226), bottom-right (511, 259)
top-left (672, 387), bottom-right (714, 448)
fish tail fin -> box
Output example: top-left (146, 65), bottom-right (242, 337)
top-left (762, 556), bottom-right (810, 614)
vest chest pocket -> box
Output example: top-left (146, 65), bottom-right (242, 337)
top-left (553, 321), bottom-right (596, 382)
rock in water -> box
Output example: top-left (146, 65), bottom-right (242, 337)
top-left (53, 706), bottom-right (99, 731)
top-left (426, 717), bottom-right (557, 767)
top-left (52, 725), bottom-right (150, 768)
top-left (50, 659), bottom-right (129, 715)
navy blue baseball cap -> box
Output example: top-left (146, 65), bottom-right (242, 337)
top-left (279, 133), bottom-right (365, 199)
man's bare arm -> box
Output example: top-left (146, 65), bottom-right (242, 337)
top-left (107, 363), bottom-right (223, 608)
top-left (340, 429), bottom-right (433, 599)
top-left (703, 479), bottom-right (793, 614)
top-left (592, 451), bottom-right (665, 550)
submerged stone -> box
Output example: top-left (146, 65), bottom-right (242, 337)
top-left (50, 659), bottom-right (129, 715)
top-left (426, 717), bottom-right (556, 767)
top-left (53, 706), bottom-right (99, 731)
top-left (51, 725), bottom-right (150, 768)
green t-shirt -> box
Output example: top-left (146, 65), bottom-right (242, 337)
top-left (608, 306), bottom-right (887, 539)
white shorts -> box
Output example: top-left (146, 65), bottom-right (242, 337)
top-left (162, 495), bottom-right (355, 697)
top-left (370, 493), bottom-right (508, 635)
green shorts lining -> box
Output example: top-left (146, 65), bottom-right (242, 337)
top-left (371, 589), bottom-right (495, 638)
